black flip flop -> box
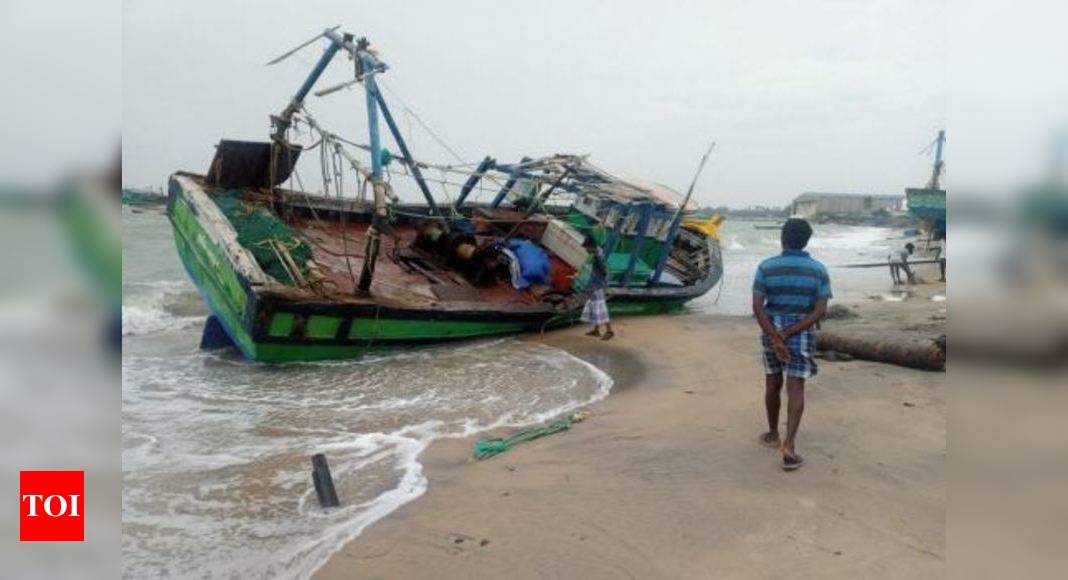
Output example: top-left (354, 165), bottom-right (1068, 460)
top-left (782, 454), bottom-right (804, 471)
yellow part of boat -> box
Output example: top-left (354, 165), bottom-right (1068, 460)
top-left (682, 215), bottom-right (724, 240)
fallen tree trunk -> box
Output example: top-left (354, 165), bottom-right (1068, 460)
top-left (818, 330), bottom-right (945, 371)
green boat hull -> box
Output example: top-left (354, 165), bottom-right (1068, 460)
top-left (167, 174), bottom-right (713, 362)
top-left (170, 199), bottom-right (557, 361)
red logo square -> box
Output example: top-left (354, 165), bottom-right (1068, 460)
top-left (19, 471), bottom-right (84, 542)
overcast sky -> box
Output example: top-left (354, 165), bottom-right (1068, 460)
top-left (122, 0), bottom-right (945, 208)
top-left (1, 1), bottom-right (121, 187)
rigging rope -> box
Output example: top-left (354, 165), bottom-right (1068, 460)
top-left (294, 111), bottom-right (364, 291)
top-left (292, 103), bottom-right (671, 214)
top-left (378, 78), bottom-right (468, 165)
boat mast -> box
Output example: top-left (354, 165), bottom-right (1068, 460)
top-left (355, 44), bottom-right (391, 293)
top-left (267, 28), bottom-right (451, 293)
top-left (650, 142), bottom-right (715, 284)
top-left (269, 27), bottom-right (344, 142)
top-left (371, 89), bottom-right (449, 229)
top-left (927, 129), bottom-right (945, 190)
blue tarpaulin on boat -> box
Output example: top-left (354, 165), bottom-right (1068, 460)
top-left (505, 239), bottom-right (550, 289)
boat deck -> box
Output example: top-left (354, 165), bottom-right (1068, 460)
top-left (289, 214), bottom-right (558, 307)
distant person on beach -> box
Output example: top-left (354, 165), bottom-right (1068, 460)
top-left (937, 246), bottom-right (946, 282)
top-left (934, 229), bottom-right (946, 282)
top-left (889, 243), bottom-right (916, 285)
top-left (752, 218), bottom-right (831, 471)
top-left (581, 238), bottom-right (614, 340)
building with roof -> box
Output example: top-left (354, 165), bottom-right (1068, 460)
top-left (789, 192), bottom-right (905, 218)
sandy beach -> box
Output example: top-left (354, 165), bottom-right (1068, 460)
top-left (316, 272), bottom-right (946, 579)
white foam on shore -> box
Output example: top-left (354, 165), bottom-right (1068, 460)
top-left (294, 351), bottom-right (614, 580)
top-left (122, 341), bottom-right (613, 579)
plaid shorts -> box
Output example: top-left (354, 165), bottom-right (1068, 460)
top-left (581, 289), bottom-right (610, 325)
top-left (761, 314), bottom-right (818, 379)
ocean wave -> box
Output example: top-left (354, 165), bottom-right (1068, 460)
top-left (807, 226), bottom-right (889, 250)
top-left (121, 280), bottom-right (204, 336)
top-left (122, 342), bottom-right (613, 579)
top-left (121, 305), bottom-right (199, 336)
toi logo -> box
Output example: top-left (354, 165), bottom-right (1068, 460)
top-left (19, 471), bottom-right (84, 542)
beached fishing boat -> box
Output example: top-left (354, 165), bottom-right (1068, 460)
top-left (906, 130), bottom-right (946, 232)
top-left (904, 129), bottom-right (946, 262)
top-left (167, 29), bottom-right (722, 362)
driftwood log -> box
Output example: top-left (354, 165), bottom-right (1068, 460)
top-left (819, 330), bottom-right (945, 371)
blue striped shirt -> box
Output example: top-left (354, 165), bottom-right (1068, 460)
top-left (752, 250), bottom-right (832, 316)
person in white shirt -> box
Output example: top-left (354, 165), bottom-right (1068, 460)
top-left (889, 243), bottom-right (916, 285)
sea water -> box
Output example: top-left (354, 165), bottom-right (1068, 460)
top-left (121, 207), bottom-right (612, 578)
top-left (121, 207), bottom-right (905, 577)
top-left (693, 219), bottom-right (912, 314)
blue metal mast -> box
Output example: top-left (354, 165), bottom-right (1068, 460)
top-left (271, 28), bottom-right (345, 141)
top-left (268, 28), bottom-right (408, 292)
top-left (350, 41), bottom-right (392, 291)
top-left (929, 129), bottom-right (945, 190)
top-left (372, 88), bottom-right (448, 224)
top-left (650, 142), bottom-right (715, 285)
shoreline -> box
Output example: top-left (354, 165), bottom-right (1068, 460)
top-left (315, 271), bottom-right (945, 579)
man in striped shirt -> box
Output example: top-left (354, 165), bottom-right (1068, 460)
top-left (752, 218), bottom-right (831, 471)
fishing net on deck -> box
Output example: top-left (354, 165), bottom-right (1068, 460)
top-left (212, 191), bottom-right (313, 285)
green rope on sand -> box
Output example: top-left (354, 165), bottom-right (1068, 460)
top-left (473, 411), bottom-right (590, 460)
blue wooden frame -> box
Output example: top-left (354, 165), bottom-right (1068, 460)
top-left (602, 203), bottom-right (632, 259)
top-left (622, 203), bottom-right (653, 286)
top-left (490, 157), bottom-right (532, 207)
top-left (650, 211), bottom-right (683, 284)
top-left (454, 156), bottom-right (496, 210)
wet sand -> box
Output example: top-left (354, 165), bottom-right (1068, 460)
top-left (316, 274), bottom-right (946, 579)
